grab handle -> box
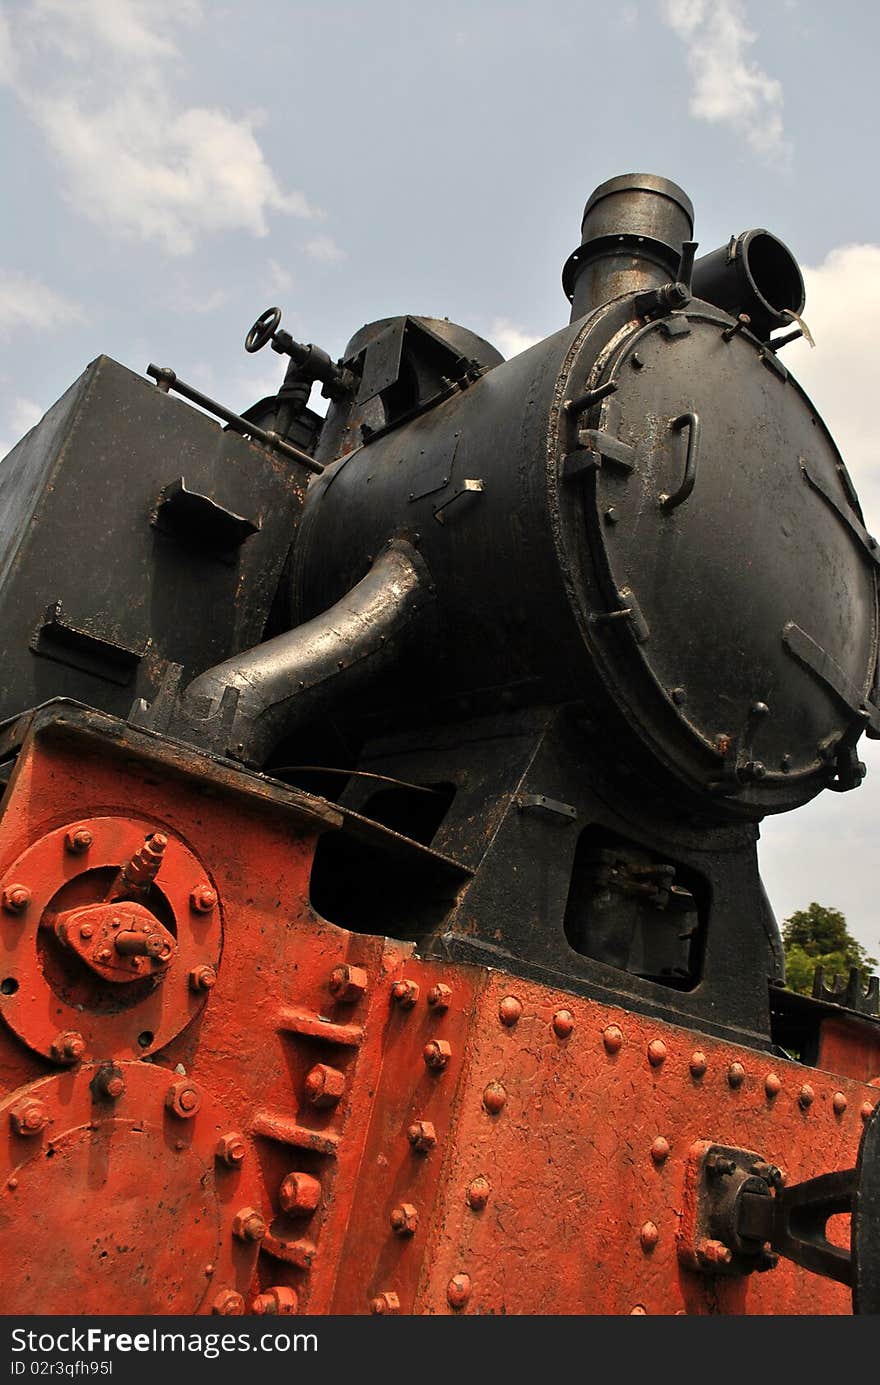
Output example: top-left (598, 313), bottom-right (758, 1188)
top-left (660, 411), bottom-right (701, 512)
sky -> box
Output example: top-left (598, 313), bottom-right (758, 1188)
top-left (0, 0), bottom-right (878, 962)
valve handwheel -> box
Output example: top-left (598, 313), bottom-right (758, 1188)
top-left (245, 306), bottom-right (282, 354)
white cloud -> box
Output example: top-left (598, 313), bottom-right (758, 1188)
top-left (490, 318), bottom-right (541, 360)
top-left (0, 0), bottom-right (320, 254)
top-left (661, 0), bottom-right (789, 163)
top-left (9, 397), bottom-right (44, 435)
top-left (267, 259), bottom-right (294, 295)
top-left (0, 272), bottom-right (83, 335)
top-left (304, 236), bottom-right (346, 264)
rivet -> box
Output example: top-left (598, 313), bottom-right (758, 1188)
top-left (466, 1176), bottom-right (490, 1210)
top-left (427, 982), bottom-right (452, 1011)
top-left (447, 1273), bottom-right (471, 1310)
top-left (671, 687), bottom-right (687, 705)
top-left (630, 1305), bottom-right (647, 1315)
top-left (304, 1063), bottom-right (345, 1108)
top-left (279, 1172), bottom-right (321, 1216)
top-left (424, 1039), bottom-right (452, 1071)
top-left (79, 924), bottom-right (94, 939)
top-left (482, 1081), bottom-right (507, 1114)
top-left (764, 1072), bottom-right (781, 1098)
top-left (190, 884), bottom-right (217, 913)
top-left (650, 1136), bottom-right (670, 1165)
top-left (647, 1039), bottom-right (667, 1067)
top-left (552, 1009), bottom-right (574, 1038)
top-left (2, 884), bottom-right (31, 914)
top-left (64, 827), bottom-right (93, 854)
top-left (689, 1051), bottom-right (707, 1078)
top-left (499, 996), bottom-right (523, 1027)
top-left (603, 1025), bottom-right (623, 1054)
top-left (370, 1292), bottom-right (400, 1315)
top-left (727, 1062), bottom-right (745, 1089)
top-left (329, 963), bottom-right (368, 1003)
top-left (640, 1221), bottom-right (659, 1252)
top-left (799, 1083), bottom-right (815, 1109)
top-left (7, 1177), bottom-right (17, 1189)
top-left (407, 1120), bottom-right (437, 1152)
top-left (50, 1030), bottom-right (85, 1065)
top-left (204, 1264), bottom-right (215, 1276)
top-left (232, 1207), bottom-right (267, 1242)
top-left (211, 1290), bottom-right (245, 1315)
top-left (392, 978), bottom-right (420, 1009)
top-left (390, 1203), bottom-right (419, 1236)
top-left (96, 947), bottom-right (112, 963)
top-left (832, 1091), bottom-right (848, 1116)
top-left (861, 1102), bottom-right (875, 1123)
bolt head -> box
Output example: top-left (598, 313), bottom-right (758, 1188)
top-left (482, 1081), bottom-right (507, 1114)
top-left (79, 924), bottom-right (94, 940)
top-left (799, 1083), bottom-right (815, 1109)
top-left (304, 1062), bottom-right (345, 1108)
top-left (552, 1008), bottom-right (574, 1038)
top-left (640, 1221), bottom-right (659, 1252)
top-left (64, 827), bottom-right (93, 854)
top-left (862, 1102), bottom-right (876, 1123)
top-left (10, 1098), bottom-right (48, 1136)
top-left (370, 1292), bottom-right (400, 1315)
top-left (727, 1062), bottom-right (745, 1089)
top-left (251, 1287), bottom-right (298, 1316)
top-left (279, 1171), bottom-right (321, 1215)
top-left (2, 884), bottom-right (31, 914)
top-left (190, 884), bottom-right (217, 913)
top-left (466, 1176), bottom-right (490, 1210)
top-left (499, 995), bottom-right (523, 1027)
top-left (427, 982), bottom-right (452, 1011)
top-left (650, 1136), bottom-right (670, 1165)
top-left (188, 964), bottom-right (217, 993)
top-left (424, 1039), bottom-right (452, 1071)
top-left (647, 1039), bottom-right (667, 1067)
top-left (391, 978), bottom-right (420, 1009)
top-left (696, 1238), bottom-right (733, 1268)
top-left (832, 1091), bottom-right (848, 1116)
top-left (165, 1079), bottom-right (201, 1119)
top-left (328, 963), bottom-right (368, 1003)
top-left (603, 1025), bottom-right (624, 1054)
top-left (50, 1030), bottom-right (85, 1065)
top-left (390, 1203), bottom-right (419, 1236)
top-left (447, 1274), bottom-right (472, 1310)
top-left (689, 1051), bottom-right (707, 1078)
top-left (232, 1206), bottom-right (266, 1242)
top-left (216, 1132), bottom-right (246, 1167)
top-left (407, 1120), bottom-right (437, 1153)
top-left (764, 1072), bottom-right (782, 1098)
top-left (211, 1290), bottom-right (245, 1315)
top-left (92, 1066), bottom-right (125, 1101)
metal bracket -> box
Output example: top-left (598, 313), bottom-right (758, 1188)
top-left (800, 459), bottom-right (880, 569)
top-left (515, 794), bottom-right (578, 823)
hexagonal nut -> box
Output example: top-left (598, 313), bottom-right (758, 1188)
top-left (423, 1038), bottom-right (452, 1071)
top-left (188, 964), bottom-right (218, 993)
top-left (165, 1079), bottom-right (201, 1119)
top-left (391, 978), bottom-right (420, 1009)
top-left (304, 1062), bottom-right (345, 1109)
top-left (427, 982), bottom-right (452, 1011)
top-left (407, 1120), bottom-right (437, 1153)
top-left (10, 1097), bottom-right (49, 1136)
top-left (232, 1206), bottom-right (267, 1243)
top-left (2, 884), bottom-right (31, 914)
top-left (370, 1292), bottom-right (400, 1315)
top-left (50, 1030), bottom-right (85, 1065)
top-left (64, 826), bottom-right (93, 854)
top-left (190, 884), bottom-right (217, 914)
top-left (390, 1203), bottom-right (419, 1236)
top-left (215, 1132), bottom-right (246, 1167)
top-left (211, 1290), bottom-right (245, 1315)
top-left (279, 1171), bottom-right (322, 1216)
top-left (328, 963), bottom-right (368, 1003)
top-left (251, 1287), bottom-right (298, 1316)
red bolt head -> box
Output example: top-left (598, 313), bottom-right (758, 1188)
top-left (447, 1273), bottom-right (472, 1310)
top-left (50, 1030), bottom-right (85, 1065)
top-left (390, 1203), bottom-right (419, 1236)
top-left (93, 1066), bottom-right (125, 1101)
top-left (165, 1079), bottom-right (201, 1119)
top-left (862, 1101), bottom-right (875, 1123)
top-left (640, 1221), bottom-right (659, 1252)
top-left (216, 1132), bottom-right (246, 1167)
top-left (603, 1024), bottom-right (624, 1054)
top-left (64, 827), bottom-right (93, 854)
top-left (499, 995), bottom-right (523, 1027)
top-left (428, 982), bottom-right (452, 1011)
top-left (188, 964), bottom-right (217, 993)
top-left (304, 1062), bottom-right (345, 1108)
top-left (190, 884), bottom-right (217, 913)
top-left (696, 1238), bottom-right (733, 1268)
top-left (2, 884), bottom-right (31, 914)
top-left (10, 1098), bottom-right (49, 1136)
top-left (328, 963), bottom-right (368, 1003)
top-left (689, 1051), bottom-right (707, 1078)
top-left (370, 1292), bottom-right (400, 1315)
top-left (279, 1171), bottom-right (322, 1216)
top-left (728, 1062), bottom-right (745, 1089)
top-left (211, 1290), bottom-right (245, 1315)
top-left (650, 1136), bottom-right (670, 1164)
top-left (232, 1206), bottom-right (267, 1242)
top-left (799, 1083), bottom-right (815, 1109)
top-left (251, 1287), bottom-right (298, 1316)
top-left (832, 1091), bottom-right (848, 1116)
top-left (647, 1039), bottom-right (667, 1067)
top-left (424, 1038), bottom-right (452, 1071)
top-left (466, 1176), bottom-right (491, 1210)
top-left (765, 1072), bottom-right (782, 1098)
top-left (407, 1120), bottom-right (437, 1153)
top-left (79, 924), bottom-right (94, 940)
top-left (552, 1008), bottom-right (575, 1038)
top-left (392, 978), bottom-right (420, 1009)
top-left (482, 1081), bottom-right (507, 1114)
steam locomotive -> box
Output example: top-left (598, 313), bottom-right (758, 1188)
top-left (0, 173), bottom-right (877, 1316)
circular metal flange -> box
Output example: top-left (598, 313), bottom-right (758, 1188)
top-left (0, 1063), bottom-right (260, 1314)
top-left (0, 816), bottom-right (221, 1061)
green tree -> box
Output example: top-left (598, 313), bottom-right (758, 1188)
top-left (782, 902), bottom-right (878, 997)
